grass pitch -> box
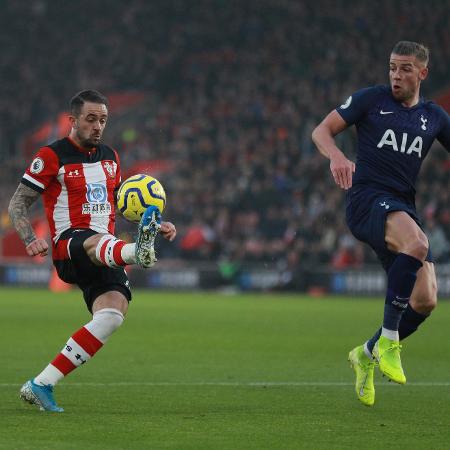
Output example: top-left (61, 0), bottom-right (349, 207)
top-left (0, 287), bottom-right (449, 450)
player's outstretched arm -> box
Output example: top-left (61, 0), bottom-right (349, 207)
top-left (312, 110), bottom-right (355, 190)
top-left (160, 221), bottom-right (176, 242)
top-left (8, 183), bottom-right (49, 257)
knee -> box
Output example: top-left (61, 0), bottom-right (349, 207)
top-left (405, 234), bottom-right (429, 262)
top-left (91, 308), bottom-right (125, 341)
top-left (83, 234), bottom-right (105, 265)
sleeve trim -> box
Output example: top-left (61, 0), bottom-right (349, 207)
top-left (22, 174), bottom-right (44, 192)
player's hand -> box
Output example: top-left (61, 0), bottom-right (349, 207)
top-left (329, 151), bottom-right (355, 190)
top-left (25, 238), bottom-right (49, 257)
top-left (160, 221), bottom-right (176, 241)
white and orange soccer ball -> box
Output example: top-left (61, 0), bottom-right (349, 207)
top-left (116, 174), bottom-right (166, 223)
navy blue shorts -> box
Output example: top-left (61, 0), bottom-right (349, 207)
top-left (53, 228), bottom-right (132, 313)
top-left (346, 186), bottom-right (433, 272)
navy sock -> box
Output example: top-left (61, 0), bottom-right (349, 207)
top-left (366, 304), bottom-right (429, 353)
top-left (398, 303), bottom-right (429, 340)
top-left (383, 253), bottom-right (422, 332)
top-left (366, 329), bottom-right (381, 354)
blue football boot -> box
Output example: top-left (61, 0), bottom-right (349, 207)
top-left (135, 205), bottom-right (161, 268)
top-left (20, 379), bottom-right (64, 412)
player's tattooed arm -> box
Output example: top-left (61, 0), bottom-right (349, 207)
top-left (8, 184), bottom-right (40, 245)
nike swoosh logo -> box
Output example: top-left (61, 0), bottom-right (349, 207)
top-left (359, 373), bottom-right (369, 397)
top-left (380, 110), bottom-right (394, 115)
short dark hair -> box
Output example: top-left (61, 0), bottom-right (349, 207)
top-left (70, 89), bottom-right (108, 116)
top-left (391, 41), bottom-right (429, 66)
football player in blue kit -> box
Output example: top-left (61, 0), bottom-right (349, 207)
top-left (312, 41), bottom-right (450, 406)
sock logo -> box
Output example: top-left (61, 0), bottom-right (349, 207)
top-left (75, 354), bottom-right (87, 365)
top-left (392, 299), bottom-right (408, 309)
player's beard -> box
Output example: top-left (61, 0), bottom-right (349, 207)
top-left (77, 131), bottom-right (101, 148)
top-left (392, 86), bottom-right (413, 103)
top-left (391, 79), bottom-right (419, 104)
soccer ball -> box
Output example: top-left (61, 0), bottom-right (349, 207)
top-left (116, 174), bottom-right (166, 223)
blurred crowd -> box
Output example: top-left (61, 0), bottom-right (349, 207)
top-left (1, 0), bottom-right (449, 268)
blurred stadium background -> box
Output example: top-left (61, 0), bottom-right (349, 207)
top-left (0, 0), bottom-right (449, 297)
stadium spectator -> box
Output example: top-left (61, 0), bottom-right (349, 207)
top-left (1, 0), bottom-right (449, 272)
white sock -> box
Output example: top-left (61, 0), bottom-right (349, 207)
top-left (34, 364), bottom-right (64, 387)
top-left (84, 308), bottom-right (124, 342)
top-left (95, 235), bottom-right (135, 267)
top-left (121, 243), bottom-right (136, 264)
top-left (363, 342), bottom-right (374, 359)
top-left (34, 309), bottom-right (124, 386)
top-left (381, 327), bottom-right (399, 341)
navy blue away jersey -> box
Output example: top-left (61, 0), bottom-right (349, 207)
top-left (336, 85), bottom-right (450, 200)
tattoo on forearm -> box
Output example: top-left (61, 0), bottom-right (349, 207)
top-left (8, 184), bottom-right (40, 246)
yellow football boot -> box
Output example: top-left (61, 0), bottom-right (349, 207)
top-left (348, 345), bottom-right (376, 406)
top-left (373, 336), bottom-right (406, 384)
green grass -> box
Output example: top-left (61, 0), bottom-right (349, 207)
top-left (0, 288), bottom-right (449, 450)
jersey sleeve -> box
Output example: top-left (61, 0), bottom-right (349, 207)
top-left (436, 107), bottom-right (450, 152)
top-left (336, 86), bottom-right (382, 126)
top-left (21, 147), bottom-right (60, 193)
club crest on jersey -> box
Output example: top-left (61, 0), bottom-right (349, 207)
top-left (86, 183), bottom-right (107, 203)
top-left (30, 157), bottom-right (44, 174)
top-left (420, 115), bottom-right (427, 131)
top-left (103, 161), bottom-right (115, 178)
top-left (377, 129), bottom-right (422, 158)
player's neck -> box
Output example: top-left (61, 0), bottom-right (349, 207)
top-left (68, 132), bottom-right (95, 151)
top-left (400, 92), bottom-right (420, 108)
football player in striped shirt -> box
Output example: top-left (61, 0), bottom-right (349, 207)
top-left (9, 90), bottom-right (177, 412)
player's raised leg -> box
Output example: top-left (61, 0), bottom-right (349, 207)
top-left (86, 206), bottom-right (162, 269)
top-left (372, 212), bottom-right (428, 384)
top-left (82, 206), bottom-right (162, 270)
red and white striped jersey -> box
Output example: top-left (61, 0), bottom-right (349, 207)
top-left (22, 137), bottom-right (122, 245)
